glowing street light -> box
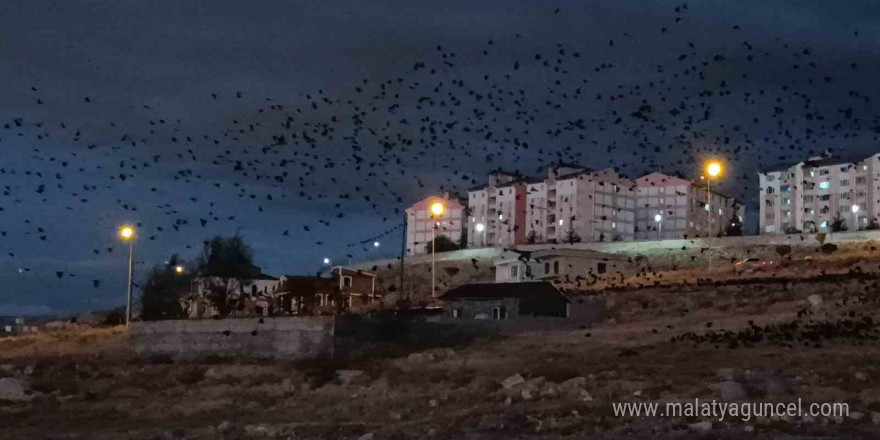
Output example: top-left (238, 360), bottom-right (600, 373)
top-left (704, 160), bottom-right (724, 238)
top-left (428, 199), bottom-right (447, 298)
top-left (373, 241), bottom-right (380, 248)
top-left (852, 204), bottom-right (860, 230)
top-left (175, 265), bottom-right (184, 274)
top-left (118, 225), bottom-right (136, 327)
top-left (654, 214), bottom-right (663, 240)
top-left (475, 223), bottom-right (485, 232)
top-left (323, 257), bottom-right (331, 265)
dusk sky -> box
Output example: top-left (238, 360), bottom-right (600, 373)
top-left (2, 0), bottom-right (879, 315)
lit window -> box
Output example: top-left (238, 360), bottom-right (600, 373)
top-left (705, 204), bottom-right (710, 211)
top-left (612, 222), bottom-right (617, 228)
top-left (820, 221), bottom-right (828, 228)
top-left (863, 165), bottom-right (868, 171)
top-left (819, 181), bottom-right (830, 190)
top-left (765, 225), bottom-right (775, 233)
top-left (559, 219), bottom-right (564, 225)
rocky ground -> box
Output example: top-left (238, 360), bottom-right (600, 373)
top-left (3, 256), bottom-right (880, 439)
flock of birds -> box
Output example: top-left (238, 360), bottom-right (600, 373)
top-left (1, 3), bottom-right (879, 309)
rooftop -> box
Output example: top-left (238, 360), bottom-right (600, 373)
top-left (439, 281), bottom-right (569, 302)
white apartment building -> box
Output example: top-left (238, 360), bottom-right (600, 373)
top-left (524, 166), bottom-right (636, 243)
top-left (405, 193), bottom-right (465, 255)
top-left (466, 170), bottom-right (528, 248)
top-left (635, 172), bottom-right (743, 239)
top-left (759, 154), bottom-right (880, 234)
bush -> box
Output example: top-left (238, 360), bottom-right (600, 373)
top-left (820, 243), bottom-right (838, 254)
top-left (815, 233), bottom-right (827, 245)
top-left (775, 245), bottom-right (792, 259)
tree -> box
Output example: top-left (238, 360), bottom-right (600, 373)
top-left (140, 254), bottom-right (190, 321)
top-left (563, 224), bottom-right (581, 245)
top-left (196, 235), bottom-right (258, 317)
top-left (866, 218), bottom-right (880, 230)
top-left (458, 224), bottom-right (468, 249)
top-left (526, 229), bottom-right (542, 244)
top-left (775, 245), bottom-right (792, 260)
top-left (424, 234), bottom-right (459, 254)
top-left (815, 232), bottom-right (827, 245)
top-left (830, 212), bottom-right (848, 232)
top-left (725, 212), bottom-right (743, 236)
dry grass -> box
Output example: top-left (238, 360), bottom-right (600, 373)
top-left (0, 327), bottom-right (129, 362)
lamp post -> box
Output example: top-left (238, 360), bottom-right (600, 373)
top-left (475, 222), bottom-right (485, 247)
top-left (852, 204), bottom-right (860, 231)
top-left (429, 200), bottom-right (447, 298)
top-left (654, 214), bottom-right (663, 240)
top-left (705, 161), bottom-right (723, 237)
top-left (118, 225), bottom-right (136, 327)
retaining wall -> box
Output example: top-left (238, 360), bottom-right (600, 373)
top-left (129, 316), bottom-right (335, 360)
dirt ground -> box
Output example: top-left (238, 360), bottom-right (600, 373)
top-left (3, 254), bottom-right (880, 439)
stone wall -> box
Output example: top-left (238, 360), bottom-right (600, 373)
top-left (129, 316), bottom-right (335, 360)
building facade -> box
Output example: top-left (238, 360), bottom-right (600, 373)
top-left (405, 193), bottom-right (465, 255)
top-left (759, 154), bottom-right (880, 234)
top-left (635, 172), bottom-right (743, 239)
top-left (466, 170), bottom-right (528, 248)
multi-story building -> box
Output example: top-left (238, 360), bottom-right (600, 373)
top-left (759, 154), bottom-right (880, 234)
top-left (526, 166), bottom-right (637, 243)
top-left (635, 172), bottom-right (743, 239)
top-left (466, 170), bottom-right (528, 248)
top-left (405, 193), bottom-right (465, 255)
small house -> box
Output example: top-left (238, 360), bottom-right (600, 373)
top-left (494, 248), bottom-right (631, 284)
top-left (438, 281), bottom-right (569, 320)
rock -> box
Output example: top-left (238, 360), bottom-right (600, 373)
top-left (337, 369), bottom-right (365, 385)
top-left (807, 294), bottom-right (823, 307)
top-left (716, 368), bottom-right (735, 380)
top-left (871, 412), bottom-right (880, 425)
top-left (23, 364), bottom-right (36, 376)
top-left (244, 424), bottom-right (274, 436)
top-left (558, 376), bottom-right (587, 391)
top-left (356, 433), bottom-right (374, 440)
top-left (744, 425), bottom-right (755, 432)
top-left (578, 389), bottom-right (593, 402)
top-left (503, 396), bottom-right (512, 406)
top-left (500, 373), bottom-right (525, 389)
top-left (688, 421), bottom-right (712, 432)
top-left (855, 371), bottom-right (867, 381)
top-left (521, 389), bottom-right (533, 400)
top-left (0, 377), bottom-right (35, 402)
top-left (216, 421), bottom-right (233, 433)
top-left (633, 389), bottom-right (642, 397)
top-left (849, 411), bottom-right (865, 421)
top-left (801, 415), bottom-right (816, 424)
top-left (763, 376), bottom-right (787, 397)
top-left (714, 380), bottom-right (747, 401)
top-left (389, 410), bottom-right (403, 420)
top-left (161, 429), bottom-right (186, 440)
top-left (429, 399), bottom-right (438, 407)
top-left (204, 368), bottom-right (217, 379)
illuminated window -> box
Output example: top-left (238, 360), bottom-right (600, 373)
top-left (819, 181), bottom-right (830, 190)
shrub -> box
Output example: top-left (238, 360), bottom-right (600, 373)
top-left (775, 245), bottom-right (792, 259)
top-left (820, 243), bottom-right (838, 254)
top-left (815, 232), bottom-right (827, 245)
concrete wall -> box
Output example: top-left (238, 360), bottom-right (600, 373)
top-left (129, 316), bottom-right (335, 360)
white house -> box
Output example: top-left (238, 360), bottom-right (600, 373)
top-left (493, 248), bottom-right (632, 284)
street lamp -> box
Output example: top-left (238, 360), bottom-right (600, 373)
top-left (118, 225), bottom-right (136, 328)
top-left (428, 199), bottom-right (447, 298)
top-left (475, 222), bottom-right (485, 247)
top-left (654, 214), bottom-right (663, 240)
top-left (175, 265), bottom-right (184, 274)
top-left (852, 204), bottom-right (860, 230)
top-left (373, 241), bottom-right (380, 248)
top-left (704, 160), bottom-right (723, 237)
top-left (323, 257), bottom-right (331, 265)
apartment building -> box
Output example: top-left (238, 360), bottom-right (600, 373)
top-left (759, 154), bottom-right (880, 234)
top-left (466, 170), bottom-right (528, 248)
top-left (635, 172), bottom-right (743, 239)
top-left (525, 166), bottom-right (637, 243)
top-left (405, 193), bottom-right (465, 255)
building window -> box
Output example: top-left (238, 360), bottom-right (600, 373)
top-left (819, 181), bottom-right (830, 190)
top-left (803, 195), bottom-right (813, 202)
top-left (781, 185), bottom-right (791, 192)
top-left (315, 294), bottom-right (325, 307)
top-left (767, 174), bottom-right (776, 182)
top-left (553, 261), bottom-right (559, 274)
top-left (783, 198), bottom-right (791, 205)
top-left (453, 308), bottom-right (462, 318)
top-left (544, 262), bottom-right (550, 274)
top-left (492, 306), bottom-right (507, 320)
top-left (819, 195), bottom-right (831, 201)
top-left (342, 276), bottom-right (352, 287)
top-left (766, 187), bottom-right (775, 194)
top-left (820, 169), bottom-right (830, 176)
top-left (840, 180), bottom-right (849, 187)
top-left (597, 263), bottom-right (607, 274)
top-left (820, 221), bottom-right (828, 228)
top-left (856, 177), bottom-right (866, 184)
top-left (765, 225), bottom-right (776, 233)
top-left (510, 265), bottom-right (518, 278)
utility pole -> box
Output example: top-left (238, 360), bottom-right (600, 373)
top-left (399, 213), bottom-right (407, 299)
